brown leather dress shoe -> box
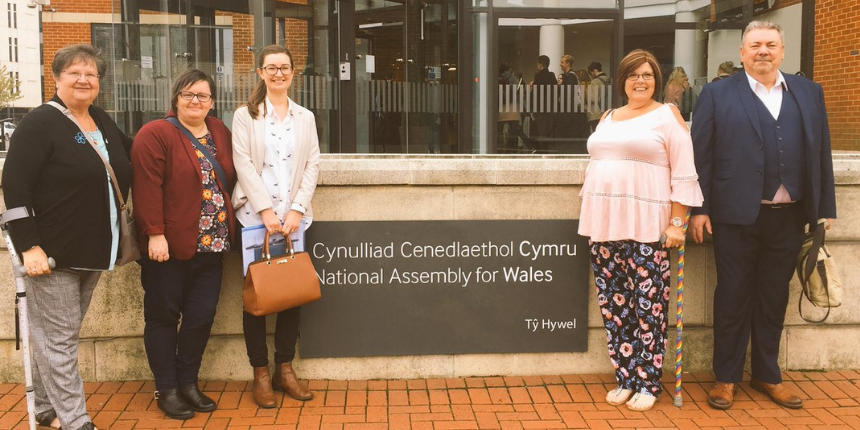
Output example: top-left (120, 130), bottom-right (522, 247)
top-left (274, 362), bottom-right (314, 401)
top-left (750, 380), bottom-right (803, 409)
top-left (253, 366), bottom-right (277, 408)
top-left (708, 382), bottom-right (737, 410)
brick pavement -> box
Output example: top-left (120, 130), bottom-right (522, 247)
top-left (1, 371), bottom-right (859, 429)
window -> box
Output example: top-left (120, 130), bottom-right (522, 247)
top-left (8, 37), bottom-right (17, 62)
top-left (10, 71), bottom-right (19, 93)
top-left (7, 3), bottom-right (16, 29)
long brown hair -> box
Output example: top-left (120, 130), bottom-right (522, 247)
top-left (246, 44), bottom-right (294, 119)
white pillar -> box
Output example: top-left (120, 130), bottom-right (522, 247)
top-left (674, 0), bottom-right (696, 79)
top-left (476, 13), bottom-right (489, 153)
top-left (539, 23), bottom-right (564, 76)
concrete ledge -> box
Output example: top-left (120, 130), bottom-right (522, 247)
top-left (1, 155), bottom-right (859, 382)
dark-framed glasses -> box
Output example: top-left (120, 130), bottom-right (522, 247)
top-left (626, 73), bottom-right (655, 82)
top-left (262, 65), bottom-right (293, 75)
top-left (179, 91), bottom-right (212, 102)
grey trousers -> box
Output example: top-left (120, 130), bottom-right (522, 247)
top-left (25, 268), bottom-right (100, 430)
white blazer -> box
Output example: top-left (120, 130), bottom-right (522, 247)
top-left (231, 101), bottom-right (321, 219)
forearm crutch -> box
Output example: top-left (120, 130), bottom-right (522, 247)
top-left (673, 212), bottom-right (691, 407)
top-left (1, 207), bottom-right (55, 430)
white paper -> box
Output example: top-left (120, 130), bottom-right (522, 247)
top-left (142, 56), bottom-right (153, 69)
top-left (241, 218), bottom-right (309, 276)
top-left (366, 55), bottom-right (376, 73)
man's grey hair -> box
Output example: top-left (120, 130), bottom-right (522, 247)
top-left (741, 20), bottom-right (785, 47)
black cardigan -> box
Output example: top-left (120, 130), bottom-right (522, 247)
top-left (2, 96), bottom-right (133, 269)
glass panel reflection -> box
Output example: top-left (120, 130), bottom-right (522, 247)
top-left (496, 18), bottom-right (614, 154)
top-left (494, 0), bottom-right (616, 9)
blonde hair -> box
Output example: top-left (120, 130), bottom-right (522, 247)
top-left (666, 67), bottom-right (688, 84)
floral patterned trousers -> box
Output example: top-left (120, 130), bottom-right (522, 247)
top-left (590, 240), bottom-right (670, 396)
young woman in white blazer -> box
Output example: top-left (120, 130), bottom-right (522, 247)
top-left (231, 44), bottom-right (321, 408)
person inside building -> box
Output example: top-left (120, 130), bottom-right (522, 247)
top-left (587, 61), bottom-right (611, 132)
top-left (529, 55), bottom-right (557, 139)
top-left (578, 49), bottom-right (703, 412)
top-left (2, 43), bottom-right (133, 430)
top-left (663, 66), bottom-right (690, 108)
top-left (557, 54), bottom-right (588, 142)
top-left (498, 61), bottom-right (523, 151)
top-left (232, 44), bottom-right (321, 408)
top-left (132, 68), bottom-right (236, 420)
top-left (711, 61), bottom-right (734, 82)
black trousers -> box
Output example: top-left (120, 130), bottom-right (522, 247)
top-left (238, 222), bottom-right (301, 367)
top-left (243, 307), bottom-right (301, 367)
top-left (141, 252), bottom-right (223, 391)
top-left (711, 203), bottom-right (805, 384)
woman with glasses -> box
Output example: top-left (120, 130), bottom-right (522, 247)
top-left (231, 44), bottom-right (321, 408)
top-left (578, 50), bottom-right (702, 412)
top-left (2, 44), bottom-right (131, 430)
top-left (131, 68), bottom-right (236, 420)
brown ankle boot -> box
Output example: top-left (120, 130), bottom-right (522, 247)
top-left (253, 366), bottom-right (277, 408)
top-left (274, 362), bottom-right (314, 401)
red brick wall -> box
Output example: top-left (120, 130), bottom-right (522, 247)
top-left (279, 0), bottom-right (310, 70)
top-left (815, 0), bottom-right (860, 151)
top-left (230, 12), bottom-right (256, 74)
top-left (283, 19), bottom-right (309, 70)
top-left (49, 0), bottom-right (114, 13)
top-left (42, 23), bottom-right (92, 101)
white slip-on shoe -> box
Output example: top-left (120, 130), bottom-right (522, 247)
top-left (626, 392), bottom-right (657, 411)
top-left (605, 387), bottom-right (634, 406)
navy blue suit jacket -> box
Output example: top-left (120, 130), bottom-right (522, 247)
top-left (690, 72), bottom-right (836, 227)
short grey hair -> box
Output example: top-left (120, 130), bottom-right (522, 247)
top-left (741, 20), bottom-right (785, 47)
top-left (51, 44), bottom-right (107, 79)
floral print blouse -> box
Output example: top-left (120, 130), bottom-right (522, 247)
top-left (195, 133), bottom-right (231, 253)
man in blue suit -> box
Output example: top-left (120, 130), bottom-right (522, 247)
top-left (690, 21), bottom-right (836, 411)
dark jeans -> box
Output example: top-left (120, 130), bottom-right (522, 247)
top-left (141, 252), bottom-right (223, 391)
top-left (243, 307), bottom-right (301, 367)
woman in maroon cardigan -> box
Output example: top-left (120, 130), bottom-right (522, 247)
top-left (131, 69), bottom-right (236, 421)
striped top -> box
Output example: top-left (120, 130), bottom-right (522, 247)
top-left (578, 103), bottom-right (703, 243)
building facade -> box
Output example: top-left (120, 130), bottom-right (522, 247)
top-left (25, 0), bottom-right (858, 153)
top-left (0, 0), bottom-right (42, 112)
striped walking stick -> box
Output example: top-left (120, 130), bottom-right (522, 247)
top-left (674, 211), bottom-right (691, 407)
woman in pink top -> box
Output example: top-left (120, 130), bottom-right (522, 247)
top-left (578, 50), bottom-right (703, 412)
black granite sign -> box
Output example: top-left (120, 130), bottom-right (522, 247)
top-left (301, 220), bottom-right (590, 357)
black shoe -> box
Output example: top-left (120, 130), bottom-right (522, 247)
top-left (156, 388), bottom-right (195, 420)
top-left (35, 410), bottom-right (58, 428)
top-left (179, 383), bottom-right (217, 412)
top-left (75, 423), bottom-right (96, 430)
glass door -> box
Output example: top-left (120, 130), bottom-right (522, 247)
top-left (352, 0), bottom-right (458, 153)
top-left (495, 17), bottom-right (615, 154)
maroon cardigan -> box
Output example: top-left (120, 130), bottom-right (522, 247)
top-left (131, 113), bottom-right (237, 261)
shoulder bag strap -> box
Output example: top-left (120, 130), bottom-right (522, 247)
top-left (47, 101), bottom-right (128, 210)
top-left (798, 221), bottom-right (830, 323)
top-left (165, 116), bottom-right (232, 194)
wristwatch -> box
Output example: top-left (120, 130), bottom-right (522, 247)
top-left (671, 217), bottom-right (683, 228)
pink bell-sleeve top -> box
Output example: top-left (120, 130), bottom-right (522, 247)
top-left (578, 103), bottom-right (704, 243)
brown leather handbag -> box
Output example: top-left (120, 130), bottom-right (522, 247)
top-left (243, 232), bottom-right (321, 316)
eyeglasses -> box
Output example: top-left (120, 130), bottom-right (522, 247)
top-left (626, 73), bottom-right (655, 81)
top-left (261, 65), bottom-right (293, 75)
top-left (63, 71), bottom-right (100, 82)
top-left (179, 91), bottom-right (212, 102)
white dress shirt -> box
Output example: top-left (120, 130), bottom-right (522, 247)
top-left (236, 97), bottom-right (305, 226)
